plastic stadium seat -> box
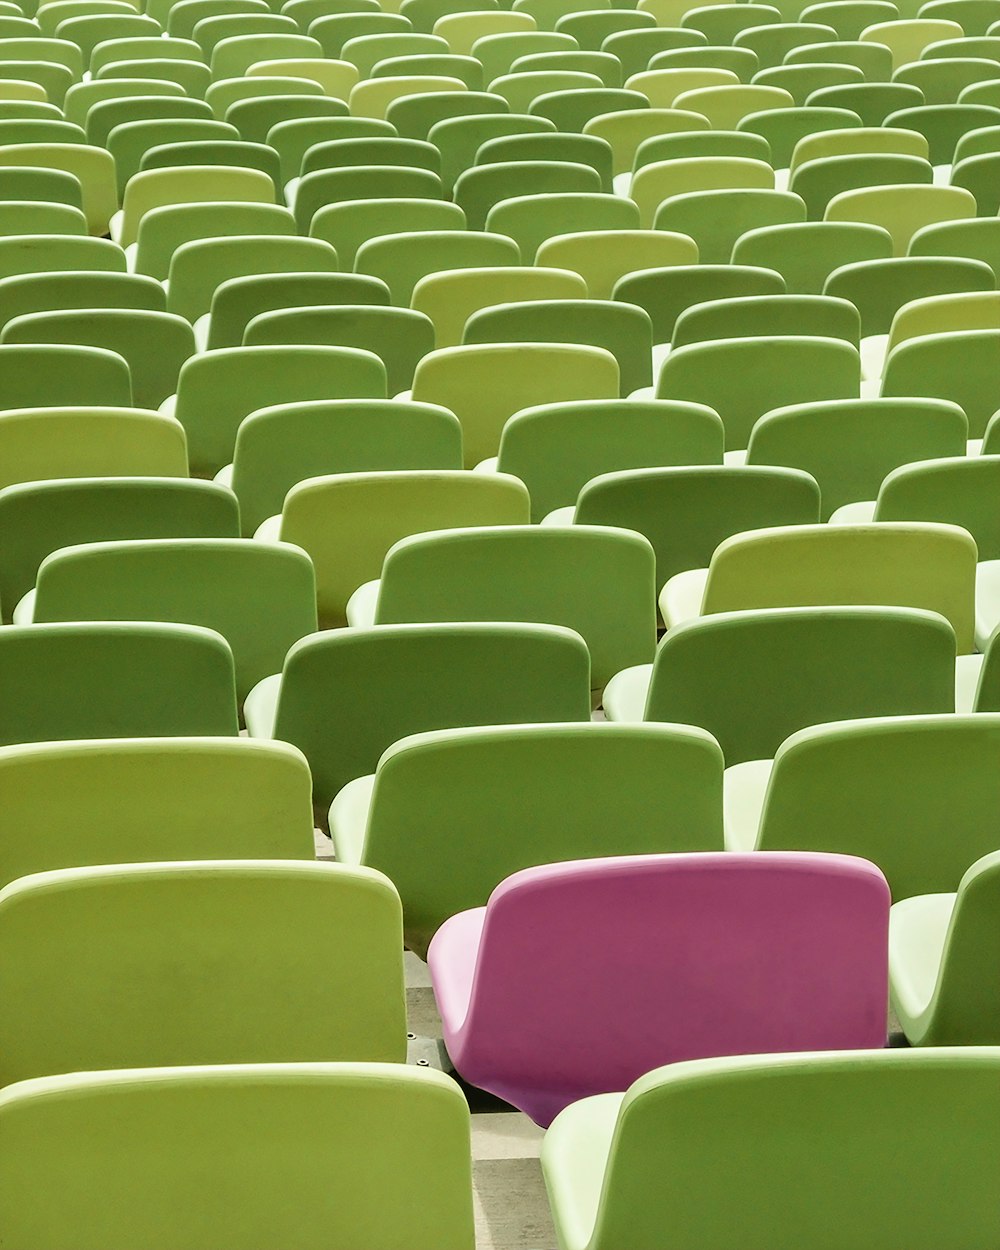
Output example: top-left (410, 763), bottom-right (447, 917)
top-left (630, 155), bottom-right (773, 229)
top-left (615, 263), bottom-right (786, 347)
top-left (893, 57), bottom-right (1000, 106)
top-left (430, 111), bottom-right (555, 193)
top-left (494, 398), bottom-right (723, 523)
top-left (654, 188), bottom-right (806, 261)
top-left (244, 622), bottom-right (592, 805)
top-left (112, 163), bottom-right (275, 246)
top-left (671, 294), bottom-right (859, 349)
top-left (292, 163), bottom-right (443, 232)
top-left (0, 199), bottom-right (87, 235)
top-left (509, 51), bottom-right (622, 91)
top-left (472, 31), bottom-right (577, 83)
top-left (0, 269), bottom-right (165, 329)
top-left (330, 721), bottom-right (724, 953)
top-left (754, 63), bottom-right (865, 107)
top-left (542, 1049), bottom-right (1000, 1250)
top-left (535, 229), bottom-right (698, 300)
top-left (454, 157), bottom-right (599, 229)
top-left (790, 152), bottom-right (933, 220)
top-left (486, 190), bottom-right (639, 260)
top-left (84, 95), bottom-right (214, 150)
top-left (429, 851), bottom-right (890, 1124)
top-left (952, 151), bottom-right (1000, 214)
top-left (107, 118), bottom-right (240, 197)
top-left (889, 849), bottom-right (1000, 1044)
top-left (0, 1064), bottom-right (476, 1250)
top-left (0, 622), bottom-right (238, 741)
top-left (354, 228), bottom-right (519, 304)
top-left (0, 142), bottom-right (115, 233)
top-left (411, 342), bottom-right (620, 465)
top-left (633, 127), bottom-right (769, 171)
top-left (861, 17), bottom-right (963, 68)
top-left (648, 47), bottom-right (759, 82)
top-left (309, 195), bottom-right (464, 268)
top-left (0, 476), bottom-right (239, 616)
top-left (681, 3), bottom-right (782, 44)
top-left (908, 216), bottom-right (1000, 279)
top-left (884, 102), bottom-right (1000, 163)
top-left (476, 128), bottom-right (613, 188)
top-left (806, 81), bottom-right (923, 127)
top-left (583, 107), bottom-right (710, 178)
top-left (0, 342), bottom-right (133, 409)
top-left (166, 344), bottom-right (387, 476)
top-left (880, 329), bottom-right (1000, 439)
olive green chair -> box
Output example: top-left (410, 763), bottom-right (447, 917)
top-left (648, 47), bottom-right (759, 83)
top-left (653, 187), bottom-right (805, 263)
top-left (353, 227), bottom-right (520, 305)
top-left (825, 182), bottom-right (977, 255)
top-left (133, 201), bottom-right (296, 281)
top-left (0, 621), bottom-right (239, 742)
top-left (107, 117), bottom-right (238, 196)
top-left (386, 88), bottom-right (508, 142)
top-left (291, 163), bottom-right (443, 232)
top-left (485, 190), bottom-right (639, 261)
top-left (472, 31), bottom-right (577, 83)
top-left (802, 0), bottom-right (898, 38)
top-left (260, 469), bottom-right (529, 627)
top-left (752, 715), bottom-right (1000, 895)
top-left (535, 229), bottom-right (698, 301)
top-left (614, 263), bottom-right (786, 346)
top-left (633, 128), bottom-right (769, 172)
top-left (0, 342), bottom-right (132, 409)
top-left (453, 157), bottom-right (600, 229)
top-left (411, 342), bottom-right (620, 465)
top-left (0, 476), bottom-right (239, 619)
top-left (790, 152), bottom-right (933, 220)
top-left (0, 1064), bottom-right (475, 1250)
top-left (630, 154), bottom-right (774, 229)
top-left (730, 221), bottom-right (894, 293)
top-left (806, 81), bottom-right (923, 127)
top-left (494, 398), bottom-right (723, 523)
top-left (571, 465), bottom-right (821, 590)
top-left (746, 397), bottom-right (968, 518)
top-left (890, 850), bottom-right (1000, 1044)
top-left (893, 57), bottom-right (999, 106)
top-left (225, 398), bottom-right (462, 535)
top-left (883, 102), bottom-right (1000, 165)
top-left (332, 720), bottom-right (723, 955)
top-left (583, 107), bottom-right (710, 178)
top-left (659, 522), bottom-right (976, 649)
top-left (309, 196), bottom-right (465, 268)
top-left (27, 539), bottom-right (317, 701)
top-left (880, 329), bottom-right (1000, 439)
top-left (908, 217), bottom-right (1000, 280)
top-left (244, 621), bottom-right (593, 806)
top-left (475, 129), bottom-right (613, 189)
top-left (671, 294), bottom-right (859, 350)
top-left (429, 111), bottom-right (554, 194)
top-left (0, 268), bottom-right (165, 330)
top-left (508, 52), bottom-right (621, 92)
top-left (542, 1049), bottom-right (1000, 1250)
top-left (166, 344), bottom-right (387, 475)
top-left (952, 151), bottom-right (1000, 215)
top-left (0, 142), bottom-right (115, 233)
top-left (655, 335), bottom-right (860, 452)
top-left (113, 163), bottom-right (275, 247)
top-left (735, 20), bottom-right (837, 69)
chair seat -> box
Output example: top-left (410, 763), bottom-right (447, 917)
top-left (12, 588), bottom-right (35, 625)
top-left (600, 662), bottom-right (651, 721)
top-left (974, 559), bottom-right (1000, 651)
top-left (244, 671), bottom-right (281, 736)
top-left (723, 448), bottom-right (748, 465)
top-left (723, 758), bottom-right (773, 852)
top-left (955, 652), bottom-right (984, 712)
top-left (215, 463), bottom-right (234, 488)
top-left (541, 505), bottom-right (575, 526)
top-left (829, 500), bottom-right (877, 524)
top-left (888, 890), bottom-right (954, 1039)
top-left (658, 565), bottom-right (707, 628)
top-left (346, 578), bottom-right (380, 628)
top-left (428, 906), bottom-right (484, 1034)
top-left (538, 1090), bottom-right (624, 1250)
top-left (328, 773), bottom-right (376, 864)
top-left (194, 313), bottom-right (211, 352)
top-left (860, 332), bottom-right (888, 381)
top-left (651, 341), bottom-right (670, 373)
top-left (254, 514), bottom-right (282, 542)
top-left (473, 456), bottom-right (499, 473)
top-left (612, 171), bottom-right (631, 197)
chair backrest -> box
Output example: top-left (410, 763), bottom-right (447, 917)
top-left (644, 606), bottom-right (956, 762)
top-left (533, 226), bottom-right (699, 304)
top-left (874, 455), bottom-right (1000, 560)
top-left (0, 622), bottom-right (239, 742)
top-left (615, 263), bottom-right (786, 344)
top-left (824, 254), bottom-right (996, 336)
top-left (882, 329), bottom-right (1000, 439)
top-left (758, 714), bottom-right (1000, 896)
top-left (721, 220), bottom-right (886, 295)
top-left (269, 622), bottom-right (592, 804)
top-left (31, 539), bottom-right (317, 700)
top-left (446, 851), bottom-right (889, 1123)
top-left (583, 1049), bottom-right (1000, 1250)
top-left (353, 228), bottom-right (519, 304)
top-left (653, 187), bottom-right (806, 263)
top-left (0, 343), bottom-right (131, 410)
top-left (358, 721), bottom-right (724, 952)
top-left (0, 1064), bottom-right (476, 1250)
top-left (825, 183), bottom-right (977, 255)
top-left (0, 476), bottom-right (240, 618)
top-left (672, 293), bottom-right (859, 348)
top-left (701, 522), bottom-right (977, 652)
top-left (278, 470), bottom-right (529, 626)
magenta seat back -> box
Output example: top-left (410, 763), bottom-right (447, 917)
top-left (457, 852), bottom-right (888, 1124)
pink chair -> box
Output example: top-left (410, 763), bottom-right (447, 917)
top-left (428, 852), bottom-right (889, 1126)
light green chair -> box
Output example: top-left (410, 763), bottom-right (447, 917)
top-left (167, 344), bottom-right (386, 476)
top-left (494, 397), bottom-right (723, 523)
top-left (485, 190), bottom-right (639, 260)
top-left (881, 329), bottom-right (1000, 439)
top-left (825, 182), bottom-right (977, 254)
top-left (453, 157), bottom-right (599, 229)
top-left (583, 107), bottom-right (710, 178)
top-left (244, 621), bottom-right (593, 806)
top-left (0, 343), bottom-right (132, 411)
top-left (862, 16), bottom-right (962, 67)
top-left (630, 155), bottom-right (773, 229)
top-left (890, 849), bottom-right (1000, 1044)
top-left (789, 123), bottom-right (929, 173)
top-left (411, 342), bottom-right (620, 465)
top-left (802, 0), bottom-right (899, 37)
top-left (0, 1064), bottom-right (475, 1250)
top-left (0, 621), bottom-right (239, 742)
top-left (542, 1049), bottom-right (1000, 1250)
top-left (655, 335), bottom-right (860, 452)
top-left (0, 201), bottom-right (87, 235)
top-left (0, 142), bottom-right (115, 233)
top-left (356, 523), bottom-right (657, 692)
top-left (309, 196), bottom-right (464, 269)
top-left (791, 152), bottom-right (933, 220)
top-left (893, 56), bottom-right (999, 105)
top-left (410, 265), bottom-right (586, 348)
top-left (354, 228), bottom-right (519, 304)
top-left (671, 294), bottom-right (859, 350)
top-left (681, 3), bottom-right (782, 45)
top-left (487, 70), bottom-right (603, 114)
top-left (632, 127), bottom-right (769, 171)
top-left (535, 229), bottom-right (698, 300)
top-left (259, 469), bottom-right (529, 627)
top-left (648, 47), bottom-right (759, 82)
top-left (112, 163), bottom-right (274, 247)
top-left (659, 521), bottom-right (977, 648)
top-left (0, 269), bottom-right (165, 330)
top-left (673, 82), bottom-right (795, 129)
top-left (28, 539), bottom-right (317, 701)
top-left (331, 721), bottom-right (723, 955)
top-left (107, 117), bottom-right (239, 197)
top-left (746, 397), bottom-right (967, 519)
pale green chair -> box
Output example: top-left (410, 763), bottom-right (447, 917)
top-left (0, 344), bottom-right (132, 411)
top-left (535, 229), bottom-right (698, 300)
top-left (134, 201), bottom-right (296, 280)
top-left (630, 154), bottom-right (773, 228)
top-left (112, 163), bottom-right (274, 247)
top-left (0, 142), bottom-right (115, 233)
top-left (824, 182), bottom-right (977, 254)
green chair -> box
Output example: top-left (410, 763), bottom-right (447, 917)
top-left (0, 1064), bottom-right (475, 1250)
top-left (233, 95), bottom-right (355, 148)
top-left (0, 621), bottom-right (239, 742)
top-left (244, 306), bottom-right (435, 395)
top-left (429, 110), bottom-right (554, 193)
top-left (648, 47), bottom-right (759, 82)
top-left (959, 78), bottom-right (1000, 106)
top-left (746, 397), bottom-right (967, 518)
top-left (883, 102), bottom-right (1000, 163)
top-left (0, 165), bottom-right (82, 211)
top-left (862, 16), bottom-right (962, 67)
top-left (57, 12), bottom-right (160, 60)
top-left (890, 849), bottom-right (1000, 1045)
top-left (623, 66), bottom-right (739, 110)
top-left (226, 397), bottom-right (461, 535)
top-left (528, 85), bottom-right (648, 130)
top-left (169, 345), bottom-right (386, 476)
top-left (791, 152), bottom-right (934, 220)
top-left (806, 80), bottom-right (923, 126)
top-left (113, 163), bottom-right (275, 248)
top-left (0, 201), bottom-right (86, 234)
top-left (135, 201), bottom-right (297, 281)
top-left (630, 155), bottom-right (774, 230)
top-left (262, 469), bottom-right (528, 627)
top-left (681, 2), bottom-right (782, 44)
top-left (387, 89), bottom-right (508, 141)
top-left (735, 21), bottom-right (838, 70)
top-left (410, 265), bottom-right (587, 347)
top-left (893, 57), bottom-right (1000, 105)
top-left (654, 188), bottom-right (806, 262)
top-left (672, 83), bottom-right (796, 129)
top-left (881, 329), bottom-right (1000, 439)
top-left (881, 289), bottom-right (1000, 362)
top-left (510, 50), bottom-right (622, 90)
top-left (309, 196), bottom-right (463, 267)
top-left (29, 539), bottom-right (317, 701)
top-left (583, 107), bottom-right (710, 178)
top-left (68, 84), bottom-right (191, 135)
top-left (1, 308), bottom-right (195, 409)
top-left (952, 151), bottom-right (1000, 214)
top-left (731, 221), bottom-right (894, 293)
top-left (360, 524), bottom-right (657, 692)
top-left (107, 117), bottom-right (238, 197)
top-left (908, 216), bottom-right (1000, 278)
top-left (486, 190), bottom-right (639, 260)
top-left (309, 12), bottom-right (410, 59)
top-left (790, 123), bottom-right (930, 173)
top-left (0, 142), bottom-right (115, 233)
top-left (671, 294), bottom-right (859, 349)
top-left (472, 30), bottom-right (577, 83)
top-left (475, 129), bottom-right (613, 190)
top-left (206, 271), bottom-right (389, 351)
top-left (464, 298), bottom-right (652, 395)
top-left (0, 269), bottom-right (165, 330)
top-left (347, 74), bottom-right (467, 122)
top-left (453, 157), bottom-right (599, 229)
top-left (513, 0), bottom-right (608, 30)
top-left (354, 228), bottom-right (519, 304)
top-left (495, 397), bottom-right (723, 523)
top-left (245, 621), bottom-right (592, 806)
top-left (633, 128), bottom-right (769, 172)
top-left (89, 35), bottom-right (204, 79)
top-left (209, 32), bottom-right (323, 79)
top-left (921, 0), bottom-right (1000, 32)
top-left (0, 343), bottom-right (131, 410)
top-left (373, 52), bottom-right (484, 90)
top-left (401, 0), bottom-right (498, 34)
top-left (785, 38), bottom-right (894, 80)
top-left (614, 263), bottom-right (786, 346)
top-left (166, 233), bottom-right (338, 329)
top-left (84, 93), bottom-right (213, 148)
top-left (953, 123), bottom-right (1000, 165)
top-left (535, 228), bottom-right (698, 300)
top-left (412, 342), bottom-right (620, 465)
top-left (802, 0), bottom-right (899, 36)
top-left (292, 164), bottom-right (443, 232)
top-left (660, 522), bottom-right (976, 649)
top-left (555, 9), bottom-right (653, 50)
top-left (0, 735), bottom-right (312, 882)
top-left (656, 335), bottom-right (860, 452)
top-left (139, 138), bottom-right (282, 190)
top-left (0, 476), bottom-right (240, 618)
top-left (332, 721), bottom-right (724, 956)
top-left (96, 58), bottom-right (213, 98)
top-left (488, 70), bottom-right (604, 114)
top-left (434, 11), bottom-right (536, 55)
top-left (0, 118), bottom-right (86, 146)
top-left (542, 1049), bottom-right (1000, 1250)
top-left (825, 183), bottom-right (977, 254)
